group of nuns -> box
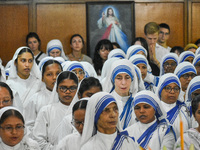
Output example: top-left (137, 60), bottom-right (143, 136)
top-left (0, 40), bottom-right (200, 150)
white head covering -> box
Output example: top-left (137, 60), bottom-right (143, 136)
top-left (126, 45), bottom-right (147, 59)
top-left (185, 76), bottom-right (200, 102)
top-left (178, 51), bottom-right (195, 63)
top-left (155, 73), bottom-right (182, 101)
top-left (134, 90), bottom-right (168, 123)
top-left (174, 62), bottom-right (197, 79)
top-left (195, 47), bottom-right (200, 55)
top-left (4, 60), bottom-right (12, 77)
top-left (8, 46), bottom-right (41, 80)
top-left (133, 64), bottom-right (145, 91)
top-left (62, 61), bottom-right (88, 78)
top-left (193, 54), bottom-right (200, 66)
top-left (159, 53), bottom-right (179, 76)
top-left (100, 57), bottom-right (119, 81)
top-left (49, 71), bottom-right (79, 108)
top-left (0, 106), bottom-right (22, 119)
top-left (80, 61), bottom-right (97, 78)
top-left (101, 59), bottom-right (138, 96)
top-left (0, 62), bottom-right (6, 82)
top-left (108, 48), bottom-right (126, 59)
top-left (81, 92), bottom-right (122, 146)
top-left (46, 39), bottom-right (68, 60)
top-left (53, 57), bottom-right (66, 64)
top-left (38, 56), bottom-right (54, 71)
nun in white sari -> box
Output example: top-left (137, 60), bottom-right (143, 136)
top-left (193, 54), bottom-right (200, 75)
top-left (24, 57), bottom-right (63, 136)
top-left (178, 50), bottom-right (195, 63)
top-left (159, 53), bottom-right (178, 76)
top-left (0, 62), bottom-right (6, 82)
top-left (155, 73), bottom-right (191, 140)
top-left (80, 92), bottom-right (139, 150)
top-left (185, 76), bottom-right (200, 128)
top-left (32, 71), bottom-right (79, 149)
top-left (107, 48), bottom-right (126, 59)
top-left (127, 90), bottom-right (175, 150)
top-left (101, 59), bottom-right (139, 129)
top-left (0, 106), bottom-right (40, 150)
top-left (6, 46), bottom-right (41, 108)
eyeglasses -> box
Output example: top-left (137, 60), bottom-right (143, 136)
top-left (72, 70), bottom-right (85, 76)
top-left (181, 73), bottom-right (196, 79)
top-left (71, 119), bottom-right (84, 128)
top-left (159, 31), bottom-right (169, 36)
top-left (0, 100), bottom-right (11, 105)
top-left (58, 86), bottom-right (77, 93)
top-left (0, 125), bottom-right (25, 132)
top-left (163, 62), bottom-right (177, 67)
top-left (164, 86), bottom-right (180, 93)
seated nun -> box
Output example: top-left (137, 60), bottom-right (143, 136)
top-left (178, 51), bottom-right (195, 64)
top-left (155, 73), bottom-right (191, 140)
top-left (174, 95), bottom-right (200, 150)
top-left (126, 90), bottom-right (175, 150)
top-left (80, 92), bottom-right (140, 150)
top-left (101, 59), bottom-right (139, 129)
top-left (0, 106), bottom-right (39, 149)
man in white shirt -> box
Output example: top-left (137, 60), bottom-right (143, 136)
top-left (157, 23), bottom-right (171, 52)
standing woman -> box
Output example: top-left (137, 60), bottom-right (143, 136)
top-left (80, 92), bottom-right (139, 150)
top-left (0, 106), bottom-right (39, 149)
top-left (67, 34), bottom-right (93, 64)
top-left (26, 32), bottom-right (47, 65)
top-left (6, 46), bottom-right (41, 108)
top-left (93, 39), bottom-right (113, 75)
top-left (156, 73), bottom-right (191, 140)
top-left (32, 71), bottom-right (79, 149)
top-left (24, 57), bottom-right (62, 134)
top-left (102, 59), bottom-right (138, 129)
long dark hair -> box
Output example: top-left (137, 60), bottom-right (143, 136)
top-left (93, 39), bottom-right (113, 74)
top-left (26, 32), bottom-right (41, 50)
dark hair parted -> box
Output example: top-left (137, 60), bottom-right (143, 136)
top-left (159, 23), bottom-right (170, 33)
top-left (70, 34), bottom-right (84, 45)
top-left (107, 8), bottom-right (114, 17)
top-left (42, 60), bottom-right (63, 77)
top-left (192, 95), bottom-right (200, 116)
top-left (78, 77), bottom-right (102, 98)
top-left (56, 71), bottom-right (78, 89)
top-left (93, 39), bottom-right (113, 74)
top-left (72, 100), bottom-right (88, 114)
top-left (170, 46), bottom-right (184, 55)
top-left (26, 32), bottom-right (41, 50)
top-left (15, 48), bottom-right (34, 64)
top-left (0, 82), bottom-right (13, 100)
top-left (0, 109), bottom-right (24, 125)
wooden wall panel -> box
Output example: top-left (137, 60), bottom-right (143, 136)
top-left (0, 5), bottom-right (29, 66)
top-left (191, 3), bottom-right (200, 43)
top-left (135, 2), bottom-right (184, 47)
top-left (37, 4), bottom-right (86, 55)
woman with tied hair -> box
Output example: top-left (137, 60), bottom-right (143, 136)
top-left (127, 90), bottom-right (175, 150)
top-left (66, 34), bottom-right (93, 64)
top-left (193, 54), bottom-right (200, 75)
top-left (80, 92), bottom-right (139, 150)
top-left (107, 48), bottom-right (126, 59)
top-left (32, 71), bottom-right (79, 149)
top-left (101, 59), bottom-right (138, 129)
top-left (24, 57), bottom-right (62, 135)
top-left (26, 32), bottom-right (47, 65)
top-left (174, 62), bottom-right (197, 100)
top-left (46, 39), bottom-right (68, 60)
top-left (185, 76), bottom-right (200, 128)
top-left (0, 106), bottom-right (39, 149)
top-left (159, 53), bottom-right (178, 76)
top-left (56, 99), bottom-right (88, 150)
top-left (155, 73), bottom-right (191, 140)
top-left (129, 54), bottom-right (158, 92)
top-left (6, 46), bottom-right (41, 108)
top-left (178, 50), bottom-right (195, 64)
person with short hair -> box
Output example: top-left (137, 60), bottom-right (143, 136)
top-left (157, 23), bottom-right (171, 52)
top-left (170, 46), bottom-right (184, 56)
